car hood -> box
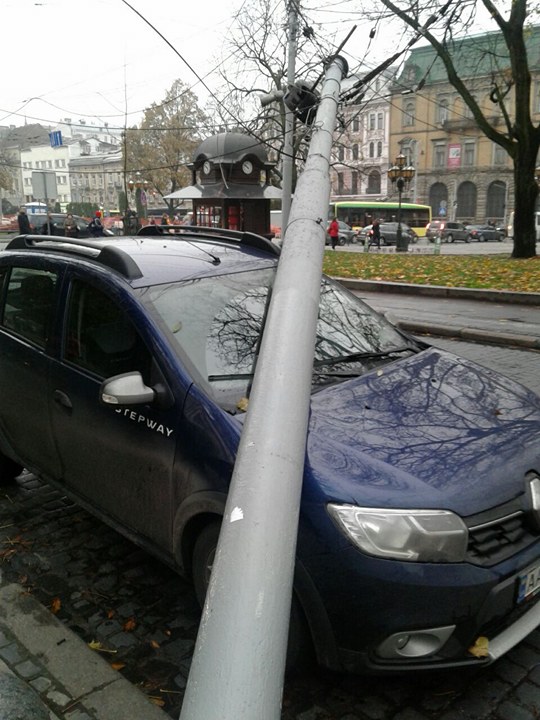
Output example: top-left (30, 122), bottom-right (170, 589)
top-left (305, 347), bottom-right (540, 516)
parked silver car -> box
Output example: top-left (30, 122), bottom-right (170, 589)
top-left (357, 222), bottom-right (416, 246)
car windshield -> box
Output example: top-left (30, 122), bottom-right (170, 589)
top-left (144, 267), bottom-right (418, 412)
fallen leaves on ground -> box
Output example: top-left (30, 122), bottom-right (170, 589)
top-left (88, 640), bottom-right (117, 654)
top-left (50, 597), bottom-right (61, 614)
top-left (323, 252), bottom-right (540, 293)
top-left (123, 617), bottom-right (137, 632)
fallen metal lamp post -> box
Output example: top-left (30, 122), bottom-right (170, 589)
top-left (179, 55), bottom-right (348, 720)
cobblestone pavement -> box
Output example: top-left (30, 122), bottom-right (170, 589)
top-left (1, 338), bottom-right (540, 720)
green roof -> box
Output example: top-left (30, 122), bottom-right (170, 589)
top-left (398, 25), bottom-right (540, 86)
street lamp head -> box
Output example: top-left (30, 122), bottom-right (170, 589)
top-left (395, 153), bottom-right (406, 170)
top-left (402, 165), bottom-right (416, 181)
top-left (387, 165), bottom-right (400, 182)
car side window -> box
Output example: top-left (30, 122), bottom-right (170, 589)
top-left (1, 267), bottom-right (57, 347)
top-left (64, 280), bottom-right (152, 380)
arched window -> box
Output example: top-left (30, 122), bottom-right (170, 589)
top-left (486, 181), bottom-right (506, 220)
top-left (366, 170), bottom-right (381, 194)
top-left (403, 101), bottom-right (415, 127)
top-left (437, 98), bottom-right (449, 124)
top-left (429, 182), bottom-right (448, 219)
top-left (456, 181), bottom-right (477, 219)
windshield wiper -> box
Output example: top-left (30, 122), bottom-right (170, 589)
top-left (208, 372), bottom-right (255, 382)
top-left (314, 345), bottom-right (417, 368)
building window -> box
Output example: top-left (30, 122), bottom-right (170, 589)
top-left (456, 181), bottom-right (477, 218)
top-left (463, 141), bottom-right (476, 167)
top-left (369, 142), bottom-right (375, 158)
top-left (338, 146), bottom-right (345, 162)
top-left (493, 143), bottom-right (507, 165)
top-left (377, 112), bottom-right (384, 129)
top-left (352, 116), bottom-right (360, 132)
top-left (352, 144), bottom-right (359, 160)
top-left (437, 98), bottom-right (449, 124)
top-left (433, 143), bottom-right (447, 168)
top-left (351, 171), bottom-right (358, 195)
top-left (369, 113), bottom-right (376, 131)
top-left (366, 170), bottom-right (381, 194)
top-left (337, 172), bottom-right (344, 195)
top-left (403, 101), bottom-right (415, 127)
top-left (377, 141), bottom-right (382, 158)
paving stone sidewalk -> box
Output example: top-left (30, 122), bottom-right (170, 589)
top-left (0, 579), bottom-right (168, 720)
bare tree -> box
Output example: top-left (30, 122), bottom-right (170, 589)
top-left (373, 0), bottom-right (539, 258)
top-left (208, 0), bottom-right (338, 188)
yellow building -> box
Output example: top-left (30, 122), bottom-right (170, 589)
top-left (388, 28), bottom-right (540, 226)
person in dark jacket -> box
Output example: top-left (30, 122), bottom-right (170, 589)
top-left (17, 207), bottom-right (31, 234)
top-left (41, 213), bottom-right (58, 235)
top-left (88, 211), bottom-right (104, 237)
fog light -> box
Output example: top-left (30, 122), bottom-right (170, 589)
top-left (376, 625), bottom-right (455, 659)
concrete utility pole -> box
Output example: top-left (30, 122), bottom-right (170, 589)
top-left (179, 54), bottom-right (348, 720)
top-left (281, 0), bottom-right (298, 232)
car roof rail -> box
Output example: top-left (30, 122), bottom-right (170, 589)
top-left (136, 224), bottom-right (280, 256)
top-left (4, 235), bottom-right (143, 281)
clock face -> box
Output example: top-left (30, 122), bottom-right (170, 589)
top-left (242, 160), bottom-right (253, 175)
top-left (203, 161), bottom-right (211, 175)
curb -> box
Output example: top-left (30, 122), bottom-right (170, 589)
top-left (396, 320), bottom-right (540, 351)
top-left (335, 278), bottom-right (540, 306)
top-left (0, 582), bottom-right (168, 720)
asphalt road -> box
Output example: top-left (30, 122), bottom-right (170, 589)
top-left (338, 238), bottom-right (514, 255)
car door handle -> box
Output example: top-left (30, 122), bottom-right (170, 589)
top-left (53, 389), bottom-right (73, 410)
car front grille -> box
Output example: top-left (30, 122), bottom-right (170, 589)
top-left (466, 500), bottom-right (540, 567)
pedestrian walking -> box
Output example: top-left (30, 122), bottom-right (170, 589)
top-left (63, 213), bottom-right (78, 238)
top-left (368, 218), bottom-right (381, 250)
top-left (87, 211), bottom-right (104, 237)
top-left (41, 213), bottom-right (58, 235)
top-left (17, 207), bottom-right (31, 234)
top-left (328, 216), bottom-right (340, 250)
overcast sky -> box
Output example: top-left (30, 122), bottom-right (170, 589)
top-left (2, 0), bottom-right (506, 134)
top-left (1, 0), bottom-right (249, 131)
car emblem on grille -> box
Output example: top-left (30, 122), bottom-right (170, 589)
top-left (526, 473), bottom-right (540, 531)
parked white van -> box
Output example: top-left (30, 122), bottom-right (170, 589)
top-left (507, 211), bottom-right (540, 240)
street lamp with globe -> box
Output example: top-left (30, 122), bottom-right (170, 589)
top-left (128, 172), bottom-right (149, 220)
top-left (387, 153), bottom-right (416, 252)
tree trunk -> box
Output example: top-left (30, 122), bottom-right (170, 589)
top-left (512, 147), bottom-right (538, 259)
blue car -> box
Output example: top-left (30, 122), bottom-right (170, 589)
top-left (0, 227), bottom-right (539, 674)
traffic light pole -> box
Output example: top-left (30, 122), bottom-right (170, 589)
top-left (179, 55), bottom-right (348, 720)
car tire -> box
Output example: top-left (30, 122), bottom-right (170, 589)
top-left (479, 234), bottom-right (485, 242)
top-left (447, 234), bottom-right (454, 243)
top-left (0, 453), bottom-right (23, 484)
top-left (191, 521), bottom-right (313, 672)
top-left (338, 237), bottom-right (346, 246)
top-left (465, 236), bottom-right (471, 243)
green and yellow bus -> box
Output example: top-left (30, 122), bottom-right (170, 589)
top-left (330, 201), bottom-right (432, 237)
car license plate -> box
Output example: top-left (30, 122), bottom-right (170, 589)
top-left (517, 564), bottom-right (540, 603)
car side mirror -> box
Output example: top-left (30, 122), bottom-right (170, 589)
top-left (100, 371), bottom-right (155, 406)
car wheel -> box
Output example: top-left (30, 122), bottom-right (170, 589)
top-left (192, 521), bottom-right (313, 672)
top-left (479, 234), bottom-right (485, 242)
top-left (0, 453), bottom-right (23, 484)
top-left (465, 235), bottom-right (471, 243)
top-left (338, 236), bottom-right (346, 246)
top-left (447, 234), bottom-right (454, 243)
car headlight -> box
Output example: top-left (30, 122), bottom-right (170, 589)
top-left (327, 504), bottom-right (468, 562)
